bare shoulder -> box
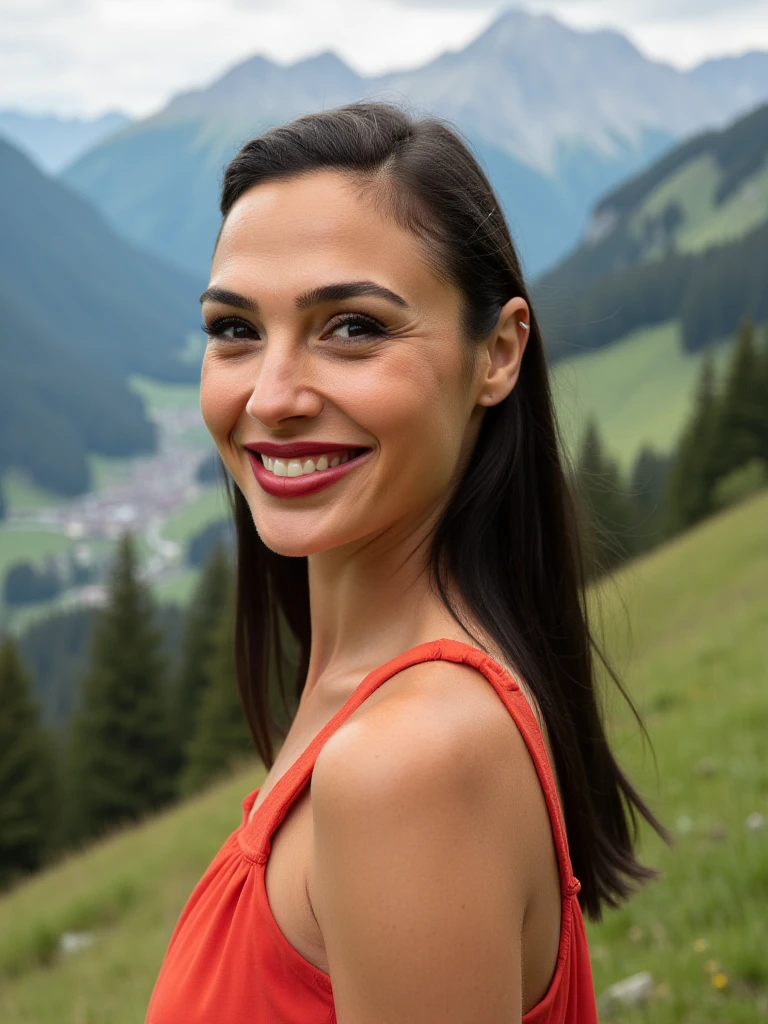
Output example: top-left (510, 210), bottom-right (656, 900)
top-left (309, 657), bottom-right (548, 1022)
top-left (313, 656), bottom-right (537, 822)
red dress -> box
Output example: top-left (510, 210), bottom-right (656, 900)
top-left (146, 638), bottom-right (600, 1022)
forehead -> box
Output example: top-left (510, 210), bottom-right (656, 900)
top-left (212, 170), bottom-right (450, 304)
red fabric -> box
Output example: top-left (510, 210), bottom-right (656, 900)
top-left (146, 638), bottom-right (599, 1023)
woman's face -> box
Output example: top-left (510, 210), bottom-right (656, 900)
top-left (200, 169), bottom-right (488, 559)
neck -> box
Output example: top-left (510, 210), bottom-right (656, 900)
top-left (303, 504), bottom-right (458, 696)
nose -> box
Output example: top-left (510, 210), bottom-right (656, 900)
top-left (244, 339), bottom-right (323, 428)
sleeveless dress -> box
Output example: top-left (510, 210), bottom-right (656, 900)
top-left (146, 638), bottom-right (599, 1023)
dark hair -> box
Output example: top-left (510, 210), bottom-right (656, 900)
top-left (217, 100), bottom-right (672, 922)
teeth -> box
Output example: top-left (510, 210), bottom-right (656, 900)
top-left (260, 450), bottom-right (358, 476)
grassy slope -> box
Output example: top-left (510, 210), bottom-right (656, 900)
top-left (1, 489), bottom-right (767, 1022)
top-left (584, 489), bottom-right (768, 1020)
top-left (0, 530), bottom-right (74, 586)
top-left (629, 152), bottom-right (768, 257)
top-left (552, 320), bottom-right (733, 470)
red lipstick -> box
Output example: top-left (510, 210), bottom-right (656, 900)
top-left (245, 445), bottom-right (373, 499)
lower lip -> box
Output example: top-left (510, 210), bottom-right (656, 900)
top-left (247, 449), bottom-right (373, 498)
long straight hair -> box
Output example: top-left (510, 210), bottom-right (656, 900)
top-left (217, 101), bottom-right (672, 922)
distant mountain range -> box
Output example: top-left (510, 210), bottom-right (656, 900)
top-left (0, 110), bottom-right (130, 174)
top-left (61, 10), bottom-right (768, 280)
top-left (536, 101), bottom-right (768, 359)
top-left (0, 139), bottom-right (203, 500)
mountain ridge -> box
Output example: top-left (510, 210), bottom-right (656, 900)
top-left (0, 138), bottom-right (203, 498)
top-left (535, 101), bottom-right (768, 359)
top-left (62, 9), bottom-right (768, 280)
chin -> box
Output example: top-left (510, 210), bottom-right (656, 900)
top-left (248, 510), bottom-right (363, 560)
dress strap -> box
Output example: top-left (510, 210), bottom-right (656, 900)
top-left (240, 638), bottom-right (580, 897)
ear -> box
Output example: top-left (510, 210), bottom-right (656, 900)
top-left (475, 297), bottom-right (530, 407)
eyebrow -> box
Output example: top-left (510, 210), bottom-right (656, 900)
top-left (199, 281), bottom-right (410, 312)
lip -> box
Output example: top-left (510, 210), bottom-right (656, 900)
top-left (244, 441), bottom-right (369, 458)
top-left (246, 447), bottom-right (373, 499)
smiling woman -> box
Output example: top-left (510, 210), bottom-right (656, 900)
top-left (146, 101), bottom-right (671, 1024)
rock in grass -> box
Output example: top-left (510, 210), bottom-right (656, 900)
top-left (598, 971), bottom-right (654, 1015)
top-left (59, 931), bottom-right (96, 955)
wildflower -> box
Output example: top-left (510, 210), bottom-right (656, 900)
top-left (704, 960), bottom-right (718, 974)
top-left (693, 938), bottom-right (708, 953)
top-left (712, 973), bottom-right (728, 990)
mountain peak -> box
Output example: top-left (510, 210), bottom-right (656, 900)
top-left (468, 5), bottom-right (645, 63)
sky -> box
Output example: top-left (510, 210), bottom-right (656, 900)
top-left (3, 0), bottom-right (768, 118)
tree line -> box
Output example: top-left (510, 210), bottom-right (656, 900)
top-left (1, 321), bottom-right (767, 890)
top-left (0, 534), bottom-right (252, 890)
top-left (575, 320), bottom-right (768, 577)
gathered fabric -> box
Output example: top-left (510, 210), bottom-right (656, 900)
top-left (146, 638), bottom-right (600, 1023)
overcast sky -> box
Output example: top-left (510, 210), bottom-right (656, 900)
top-left (4, 0), bottom-right (768, 118)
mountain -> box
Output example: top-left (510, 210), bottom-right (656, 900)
top-left (690, 51), bottom-right (768, 111)
top-left (62, 10), bottom-right (768, 281)
top-left (0, 110), bottom-right (129, 174)
top-left (0, 139), bottom-right (203, 498)
top-left (536, 102), bottom-right (768, 360)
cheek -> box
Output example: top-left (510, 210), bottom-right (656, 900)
top-left (199, 356), bottom-right (246, 451)
top-left (361, 348), bottom-right (469, 491)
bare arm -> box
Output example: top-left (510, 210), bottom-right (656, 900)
top-left (309, 675), bottom-right (532, 1024)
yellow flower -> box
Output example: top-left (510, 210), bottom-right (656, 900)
top-left (693, 938), bottom-right (709, 953)
top-left (704, 959), bottom-right (718, 974)
top-left (712, 973), bottom-right (728, 990)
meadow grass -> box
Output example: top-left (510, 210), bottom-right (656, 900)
top-left (0, 528), bottom-right (73, 583)
top-left (128, 375), bottom-right (202, 416)
top-left (0, 471), bottom-right (59, 511)
top-left (552, 320), bottom-right (733, 471)
top-left (0, 490), bottom-right (766, 1022)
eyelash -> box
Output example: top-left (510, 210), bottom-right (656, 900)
top-left (201, 312), bottom-right (388, 345)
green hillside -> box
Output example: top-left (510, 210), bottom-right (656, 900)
top-left (0, 138), bottom-right (203, 499)
top-left (552, 320), bottom-right (734, 469)
top-left (1, 489), bottom-right (767, 1022)
top-left (538, 102), bottom-right (768, 360)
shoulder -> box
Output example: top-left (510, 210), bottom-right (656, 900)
top-left (314, 657), bottom-right (532, 816)
top-left (311, 655), bottom-right (547, 890)
top-left (308, 657), bottom-right (547, 1020)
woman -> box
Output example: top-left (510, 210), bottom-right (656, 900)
top-left (147, 101), bottom-right (670, 1023)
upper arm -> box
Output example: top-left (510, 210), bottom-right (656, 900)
top-left (309, 669), bottom-right (532, 1024)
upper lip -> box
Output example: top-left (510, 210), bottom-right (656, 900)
top-left (243, 441), bottom-right (370, 458)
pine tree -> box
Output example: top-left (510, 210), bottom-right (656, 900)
top-left (576, 419), bottom-right (636, 577)
top-left (760, 327), bottom-right (768, 457)
top-left (712, 320), bottom-right (767, 479)
top-left (0, 635), bottom-right (52, 888)
top-left (181, 592), bottom-right (254, 796)
top-left (665, 355), bottom-right (721, 534)
top-left (69, 533), bottom-right (174, 842)
top-left (170, 543), bottom-right (233, 781)
top-left (629, 446), bottom-right (670, 553)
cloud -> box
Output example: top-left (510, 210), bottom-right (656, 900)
top-left (2, 0), bottom-right (768, 116)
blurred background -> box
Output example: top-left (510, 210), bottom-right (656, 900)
top-left (0, 1), bottom-right (766, 1021)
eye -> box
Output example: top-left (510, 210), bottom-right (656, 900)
top-left (324, 313), bottom-right (387, 344)
top-left (202, 316), bottom-right (260, 342)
